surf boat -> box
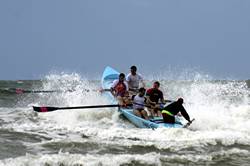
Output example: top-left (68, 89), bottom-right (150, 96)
top-left (101, 66), bottom-right (184, 129)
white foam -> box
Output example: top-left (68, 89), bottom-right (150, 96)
top-left (1, 148), bottom-right (249, 166)
top-left (1, 72), bottom-right (250, 161)
top-left (0, 152), bottom-right (159, 166)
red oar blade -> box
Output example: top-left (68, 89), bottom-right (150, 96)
top-left (33, 106), bottom-right (59, 112)
top-left (15, 88), bottom-right (24, 94)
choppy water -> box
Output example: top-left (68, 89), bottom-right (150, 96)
top-left (0, 73), bottom-right (250, 166)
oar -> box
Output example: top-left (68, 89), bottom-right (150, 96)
top-left (164, 99), bottom-right (174, 103)
top-left (33, 104), bottom-right (122, 112)
top-left (4, 88), bottom-right (73, 94)
top-left (132, 100), bottom-right (174, 108)
top-left (133, 102), bottom-right (154, 108)
top-left (183, 118), bottom-right (195, 128)
top-left (5, 88), bottom-right (111, 94)
top-left (16, 89), bottom-right (63, 94)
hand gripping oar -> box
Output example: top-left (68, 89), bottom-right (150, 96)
top-left (183, 118), bottom-right (195, 128)
top-left (33, 104), bottom-right (122, 112)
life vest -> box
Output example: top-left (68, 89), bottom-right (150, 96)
top-left (114, 81), bottom-right (126, 96)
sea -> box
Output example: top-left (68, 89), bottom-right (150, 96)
top-left (0, 73), bottom-right (250, 166)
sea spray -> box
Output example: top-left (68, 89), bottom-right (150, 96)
top-left (0, 71), bottom-right (250, 165)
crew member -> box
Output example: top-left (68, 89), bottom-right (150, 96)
top-left (161, 98), bottom-right (191, 124)
top-left (126, 65), bottom-right (145, 95)
top-left (111, 73), bottom-right (129, 105)
top-left (132, 87), bottom-right (149, 120)
top-left (146, 81), bottom-right (165, 117)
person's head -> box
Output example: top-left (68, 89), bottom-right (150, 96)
top-left (138, 87), bottom-right (146, 96)
top-left (153, 81), bottom-right (160, 89)
top-left (177, 98), bottom-right (184, 105)
top-left (130, 65), bottom-right (137, 75)
top-left (119, 73), bottom-right (125, 81)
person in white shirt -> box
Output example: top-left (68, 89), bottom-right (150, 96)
top-left (132, 87), bottom-right (149, 120)
top-left (126, 66), bottom-right (145, 95)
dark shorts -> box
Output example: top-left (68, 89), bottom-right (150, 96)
top-left (162, 113), bottom-right (175, 124)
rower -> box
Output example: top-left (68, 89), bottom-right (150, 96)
top-left (146, 81), bottom-right (165, 117)
top-left (110, 73), bottom-right (129, 106)
top-left (161, 98), bottom-right (192, 124)
top-left (126, 65), bottom-right (145, 95)
top-left (132, 87), bottom-right (149, 120)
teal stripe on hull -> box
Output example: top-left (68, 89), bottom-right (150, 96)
top-left (101, 66), bottom-right (183, 129)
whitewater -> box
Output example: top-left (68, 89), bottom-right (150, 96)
top-left (0, 72), bottom-right (249, 166)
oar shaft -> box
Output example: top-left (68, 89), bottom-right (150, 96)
top-left (164, 100), bottom-right (174, 103)
top-left (33, 104), bottom-right (121, 112)
top-left (23, 90), bottom-right (59, 93)
top-left (57, 104), bottom-right (120, 110)
top-left (4, 88), bottom-right (104, 94)
top-left (133, 102), bottom-right (152, 108)
top-left (9, 88), bottom-right (65, 94)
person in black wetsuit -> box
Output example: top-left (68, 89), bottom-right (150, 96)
top-left (161, 98), bottom-right (191, 124)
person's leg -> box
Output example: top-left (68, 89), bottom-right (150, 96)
top-left (147, 108), bottom-right (154, 118)
top-left (153, 108), bottom-right (159, 117)
top-left (133, 109), bottom-right (142, 118)
top-left (124, 97), bottom-right (132, 106)
top-left (155, 104), bottom-right (162, 117)
top-left (117, 96), bottom-right (124, 105)
top-left (141, 110), bottom-right (149, 120)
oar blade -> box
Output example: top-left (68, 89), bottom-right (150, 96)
top-left (33, 106), bottom-right (59, 112)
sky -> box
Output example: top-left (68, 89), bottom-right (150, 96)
top-left (0, 0), bottom-right (249, 80)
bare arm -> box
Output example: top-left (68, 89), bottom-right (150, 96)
top-left (180, 105), bottom-right (191, 123)
top-left (145, 96), bottom-right (156, 105)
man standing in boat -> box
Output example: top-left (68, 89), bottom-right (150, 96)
top-left (161, 98), bottom-right (192, 124)
top-left (110, 73), bottom-right (129, 105)
top-left (126, 66), bottom-right (145, 95)
top-left (132, 87), bottom-right (149, 120)
top-left (146, 81), bottom-right (165, 117)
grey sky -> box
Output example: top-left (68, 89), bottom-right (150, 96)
top-left (0, 0), bottom-right (249, 80)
